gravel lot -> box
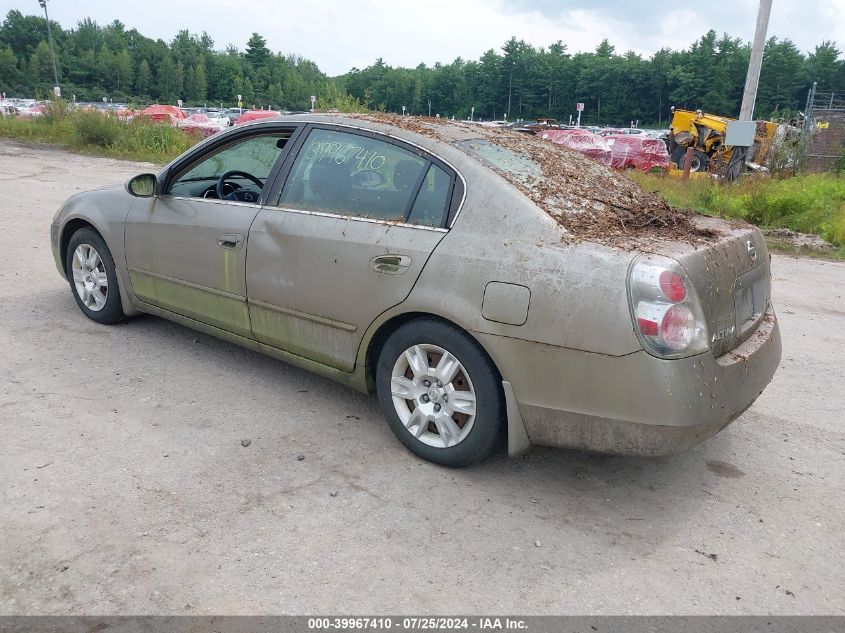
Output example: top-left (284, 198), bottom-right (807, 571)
top-left (1, 140), bottom-right (843, 615)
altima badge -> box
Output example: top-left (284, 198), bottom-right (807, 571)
top-left (712, 325), bottom-right (736, 342)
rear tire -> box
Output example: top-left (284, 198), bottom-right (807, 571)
top-left (376, 318), bottom-right (504, 467)
top-left (66, 228), bottom-right (125, 325)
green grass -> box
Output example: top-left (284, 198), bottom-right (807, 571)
top-left (630, 171), bottom-right (845, 259)
top-left (0, 104), bottom-right (200, 164)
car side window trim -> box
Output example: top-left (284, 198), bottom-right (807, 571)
top-left (269, 123), bottom-right (458, 229)
top-left (262, 123), bottom-right (312, 206)
top-left (270, 204), bottom-right (449, 233)
top-left (401, 158), bottom-right (432, 222)
top-left (446, 177), bottom-right (464, 228)
top-left (441, 174), bottom-right (457, 229)
top-left (261, 125), bottom-right (306, 202)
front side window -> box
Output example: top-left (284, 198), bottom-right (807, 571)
top-left (277, 128), bottom-right (431, 222)
top-left (168, 132), bottom-right (292, 199)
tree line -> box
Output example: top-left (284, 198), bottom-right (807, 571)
top-left (1, 9), bottom-right (844, 125)
top-left (340, 35), bottom-right (845, 125)
top-left (0, 10), bottom-right (354, 111)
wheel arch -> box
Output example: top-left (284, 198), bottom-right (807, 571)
top-left (60, 218), bottom-right (100, 276)
top-left (362, 311), bottom-right (503, 395)
top-left (362, 310), bottom-right (531, 458)
top-left (59, 216), bottom-right (140, 317)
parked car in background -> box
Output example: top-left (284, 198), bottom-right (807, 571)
top-left (226, 107), bottom-right (247, 124)
top-left (512, 118), bottom-right (561, 134)
top-left (50, 115), bottom-right (780, 467)
top-left (234, 109), bottom-right (282, 125)
top-left (204, 110), bottom-right (232, 129)
top-left (596, 127), bottom-right (625, 137)
top-left (17, 103), bottom-right (45, 118)
top-left (603, 134), bottom-right (671, 170)
top-left (140, 104), bottom-right (186, 124)
top-left (176, 113), bottom-right (220, 137)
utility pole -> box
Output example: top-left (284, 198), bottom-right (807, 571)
top-left (38, 0), bottom-right (60, 97)
top-left (739, 0), bottom-right (773, 120)
top-left (507, 71), bottom-right (512, 120)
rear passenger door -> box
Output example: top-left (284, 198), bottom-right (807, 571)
top-left (247, 125), bottom-right (460, 372)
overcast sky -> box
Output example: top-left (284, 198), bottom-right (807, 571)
top-left (5, 0), bottom-right (844, 75)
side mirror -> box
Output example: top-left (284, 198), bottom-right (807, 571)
top-left (126, 173), bottom-right (158, 197)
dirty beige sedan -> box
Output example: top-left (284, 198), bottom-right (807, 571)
top-left (50, 115), bottom-right (781, 467)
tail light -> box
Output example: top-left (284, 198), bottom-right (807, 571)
top-left (627, 255), bottom-right (709, 359)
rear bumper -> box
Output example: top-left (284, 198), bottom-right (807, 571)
top-left (476, 308), bottom-right (782, 456)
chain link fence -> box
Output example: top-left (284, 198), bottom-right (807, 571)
top-left (802, 83), bottom-right (845, 172)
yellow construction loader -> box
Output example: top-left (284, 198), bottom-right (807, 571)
top-left (667, 108), bottom-right (777, 172)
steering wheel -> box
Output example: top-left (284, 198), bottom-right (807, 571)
top-left (216, 170), bottom-right (264, 202)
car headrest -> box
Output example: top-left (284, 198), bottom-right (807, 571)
top-left (308, 160), bottom-right (352, 205)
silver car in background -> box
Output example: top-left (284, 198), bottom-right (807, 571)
top-left (50, 114), bottom-right (781, 467)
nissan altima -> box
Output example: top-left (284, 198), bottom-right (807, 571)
top-left (50, 114), bottom-right (781, 467)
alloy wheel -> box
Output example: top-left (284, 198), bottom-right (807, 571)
top-left (390, 344), bottom-right (477, 449)
top-left (71, 244), bottom-right (109, 312)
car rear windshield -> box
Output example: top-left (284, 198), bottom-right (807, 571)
top-left (454, 139), bottom-right (537, 186)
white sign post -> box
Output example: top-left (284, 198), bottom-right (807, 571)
top-left (310, 95), bottom-right (316, 112)
top-left (576, 102), bottom-right (585, 127)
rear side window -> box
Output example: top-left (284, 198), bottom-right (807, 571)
top-left (277, 128), bottom-right (426, 222)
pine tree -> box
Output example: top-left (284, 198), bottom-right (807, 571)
top-left (194, 59), bottom-right (207, 102)
top-left (135, 59), bottom-right (151, 97)
top-left (0, 45), bottom-right (19, 92)
top-left (244, 33), bottom-right (270, 69)
top-left (807, 42), bottom-right (842, 89)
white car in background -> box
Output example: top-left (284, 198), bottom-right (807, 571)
top-left (204, 110), bottom-right (231, 129)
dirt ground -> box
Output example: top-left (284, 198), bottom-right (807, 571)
top-left (1, 140), bottom-right (843, 615)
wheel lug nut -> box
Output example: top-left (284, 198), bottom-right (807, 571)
top-left (421, 395), bottom-right (429, 403)
top-left (423, 380), bottom-right (430, 387)
top-left (436, 381), bottom-right (442, 387)
top-left (434, 404), bottom-right (441, 412)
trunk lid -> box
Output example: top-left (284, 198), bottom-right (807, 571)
top-left (654, 216), bottom-right (771, 357)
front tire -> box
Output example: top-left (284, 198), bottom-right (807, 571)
top-left (670, 148), bottom-right (710, 172)
top-left (376, 318), bottom-right (504, 467)
top-left (66, 228), bottom-right (125, 325)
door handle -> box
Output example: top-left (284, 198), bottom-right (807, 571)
top-left (370, 254), bottom-right (411, 275)
top-left (217, 233), bottom-right (244, 250)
